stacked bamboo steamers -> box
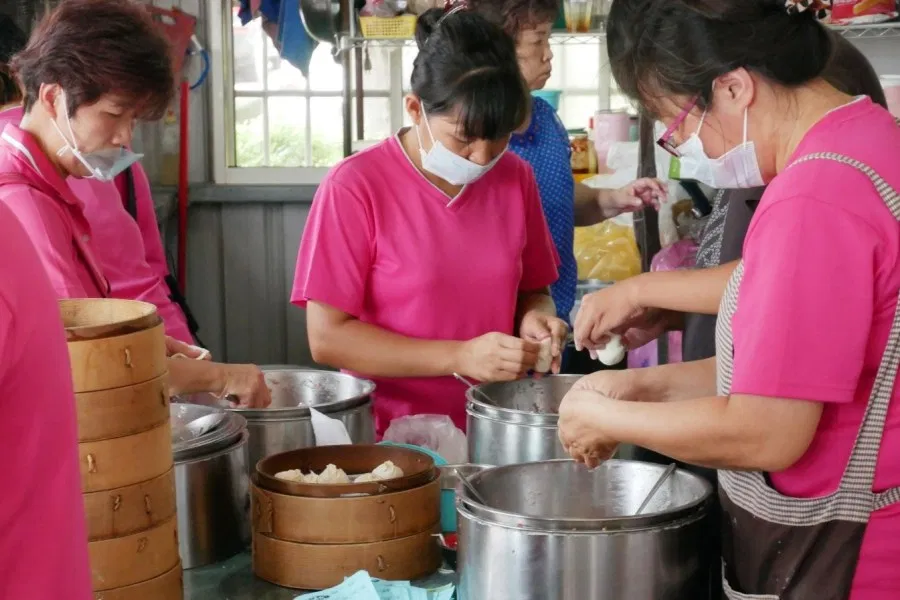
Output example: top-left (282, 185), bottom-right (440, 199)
top-left (251, 444), bottom-right (442, 589)
top-left (61, 299), bottom-right (182, 600)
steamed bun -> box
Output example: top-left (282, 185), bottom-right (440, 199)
top-left (274, 469), bottom-right (304, 482)
top-left (317, 464), bottom-right (351, 484)
top-left (354, 473), bottom-right (379, 483)
top-left (371, 460), bottom-right (405, 481)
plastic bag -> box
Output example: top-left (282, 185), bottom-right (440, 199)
top-left (574, 220), bottom-right (642, 282)
top-left (382, 414), bottom-right (467, 464)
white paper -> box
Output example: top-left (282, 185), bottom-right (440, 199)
top-left (295, 571), bottom-right (381, 600)
top-left (309, 407), bottom-right (352, 446)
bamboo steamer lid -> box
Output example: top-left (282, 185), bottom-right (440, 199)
top-left (79, 421), bottom-right (173, 493)
top-left (92, 562), bottom-right (182, 600)
top-left (60, 299), bottom-right (160, 342)
top-left (67, 323), bottom-right (167, 394)
top-left (83, 469), bottom-right (177, 541)
top-left (251, 477), bottom-right (440, 544)
top-left (89, 515), bottom-right (180, 591)
top-left (252, 527), bottom-right (441, 590)
top-left (76, 374), bottom-right (169, 442)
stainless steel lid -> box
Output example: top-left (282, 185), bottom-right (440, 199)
top-left (465, 376), bottom-right (580, 426)
top-left (171, 403), bottom-right (247, 461)
top-left (458, 459), bottom-right (713, 532)
top-left (230, 369), bottom-right (375, 421)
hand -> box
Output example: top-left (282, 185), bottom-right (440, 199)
top-left (571, 368), bottom-right (644, 400)
top-left (519, 311), bottom-right (569, 374)
top-left (454, 332), bottom-right (541, 382)
top-left (558, 389), bottom-right (619, 469)
top-left (599, 178), bottom-right (666, 219)
top-left (218, 363), bottom-right (271, 408)
top-left (574, 278), bottom-right (650, 351)
top-left (165, 336), bottom-right (211, 360)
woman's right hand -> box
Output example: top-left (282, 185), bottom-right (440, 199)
top-left (573, 277), bottom-right (653, 351)
top-left (454, 332), bottom-right (541, 382)
top-left (217, 364), bottom-right (272, 408)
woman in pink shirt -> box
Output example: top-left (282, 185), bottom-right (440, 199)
top-left (292, 7), bottom-right (567, 436)
top-left (0, 0), bottom-right (269, 407)
top-left (0, 201), bottom-right (92, 598)
top-left (558, 1), bottom-right (900, 598)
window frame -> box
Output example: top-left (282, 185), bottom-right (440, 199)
top-left (208, 2), bottom-right (619, 185)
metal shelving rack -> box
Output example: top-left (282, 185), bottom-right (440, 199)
top-left (336, 19), bottom-right (900, 156)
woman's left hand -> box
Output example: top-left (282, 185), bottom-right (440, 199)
top-left (559, 389), bottom-right (619, 468)
top-left (165, 336), bottom-right (211, 360)
top-left (599, 178), bottom-right (666, 219)
top-left (519, 312), bottom-right (569, 374)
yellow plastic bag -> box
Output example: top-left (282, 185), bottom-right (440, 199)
top-left (574, 221), bottom-right (641, 281)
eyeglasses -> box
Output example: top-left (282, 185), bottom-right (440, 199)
top-left (656, 97), bottom-right (699, 157)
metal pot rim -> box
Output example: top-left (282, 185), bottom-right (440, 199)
top-left (173, 411), bottom-right (248, 461)
top-left (457, 459), bottom-right (714, 532)
top-left (466, 399), bottom-right (560, 426)
top-left (174, 423), bottom-right (249, 463)
top-left (230, 369), bottom-right (375, 419)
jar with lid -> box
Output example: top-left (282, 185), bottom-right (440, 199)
top-left (568, 128), bottom-right (590, 175)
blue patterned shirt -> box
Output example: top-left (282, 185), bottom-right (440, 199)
top-left (510, 97), bottom-right (577, 322)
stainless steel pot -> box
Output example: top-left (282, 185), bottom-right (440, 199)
top-left (457, 460), bottom-right (714, 600)
top-left (229, 368), bottom-right (376, 472)
top-left (171, 405), bottom-right (250, 569)
top-left (466, 376), bottom-right (579, 466)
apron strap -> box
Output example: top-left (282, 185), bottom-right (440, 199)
top-left (786, 151), bottom-right (900, 493)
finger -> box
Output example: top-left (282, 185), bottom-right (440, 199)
top-left (550, 353), bottom-right (563, 375)
top-left (499, 334), bottom-right (542, 353)
top-left (549, 321), bottom-right (568, 357)
top-left (499, 345), bottom-right (540, 367)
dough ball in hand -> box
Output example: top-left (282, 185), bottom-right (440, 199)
top-left (593, 334), bottom-right (626, 366)
top-left (534, 338), bottom-right (553, 373)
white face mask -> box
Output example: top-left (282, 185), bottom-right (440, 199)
top-left (51, 92), bottom-right (142, 182)
top-left (669, 108), bottom-right (764, 189)
top-left (415, 108), bottom-right (505, 186)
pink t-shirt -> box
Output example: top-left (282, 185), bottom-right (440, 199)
top-left (0, 108), bottom-right (192, 342)
top-left (0, 123), bottom-right (108, 297)
top-left (730, 97), bottom-right (900, 599)
top-left (0, 200), bottom-right (92, 599)
top-left (292, 135), bottom-right (559, 435)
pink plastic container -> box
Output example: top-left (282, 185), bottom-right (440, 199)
top-left (881, 76), bottom-right (900, 119)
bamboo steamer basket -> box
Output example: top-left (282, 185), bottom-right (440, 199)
top-left (67, 322), bottom-right (167, 393)
top-left (83, 469), bottom-right (177, 541)
top-left (75, 374), bottom-right (170, 442)
top-left (79, 421), bottom-right (173, 493)
top-left (93, 562), bottom-right (183, 600)
top-left (61, 298), bottom-right (161, 341)
top-left (251, 476), bottom-right (440, 544)
top-left (89, 515), bottom-right (180, 591)
top-left (252, 527), bottom-right (441, 590)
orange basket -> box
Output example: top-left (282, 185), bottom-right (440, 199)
top-left (359, 14), bottom-right (417, 39)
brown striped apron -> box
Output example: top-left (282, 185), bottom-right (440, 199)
top-left (716, 152), bottom-right (900, 599)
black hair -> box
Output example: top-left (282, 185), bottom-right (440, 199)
top-left (468, 0), bottom-right (560, 38)
top-left (0, 14), bottom-right (28, 105)
top-left (411, 8), bottom-right (529, 141)
top-left (607, 0), bottom-right (833, 116)
top-left (826, 32), bottom-right (887, 109)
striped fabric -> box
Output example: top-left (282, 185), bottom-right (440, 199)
top-left (717, 152), bottom-right (900, 528)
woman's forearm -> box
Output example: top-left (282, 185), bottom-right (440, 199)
top-left (308, 307), bottom-right (462, 378)
top-left (515, 288), bottom-right (556, 332)
top-left (166, 358), bottom-right (225, 396)
top-left (632, 260), bottom-right (738, 316)
top-left (634, 357), bottom-right (718, 402)
top-left (582, 391), bottom-right (822, 471)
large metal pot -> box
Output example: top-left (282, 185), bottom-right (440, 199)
top-left (230, 368), bottom-right (376, 472)
top-left (466, 376), bottom-right (579, 466)
top-left (171, 404), bottom-right (250, 569)
top-left (457, 460), bottom-right (714, 600)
